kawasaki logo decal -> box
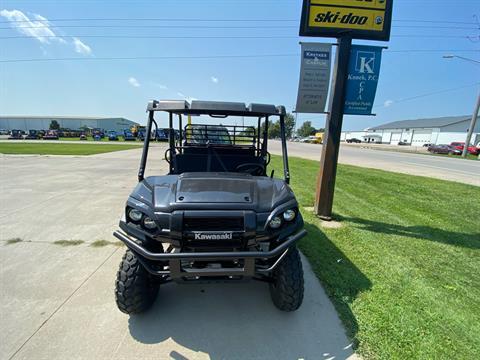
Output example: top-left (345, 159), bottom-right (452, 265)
top-left (194, 232), bottom-right (233, 240)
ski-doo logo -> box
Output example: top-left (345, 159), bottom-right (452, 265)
top-left (314, 11), bottom-right (369, 26)
top-left (194, 232), bottom-right (233, 240)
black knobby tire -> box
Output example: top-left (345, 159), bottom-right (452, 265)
top-left (115, 249), bottom-right (159, 314)
top-left (269, 246), bottom-right (304, 312)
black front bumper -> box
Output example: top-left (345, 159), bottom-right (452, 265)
top-left (113, 228), bottom-right (307, 280)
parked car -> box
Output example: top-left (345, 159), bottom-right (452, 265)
top-left (398, 141), bottom-right (409, 146)
top-left (0, 129), bottom-right (9, 135)
top-left (423, 143), bottom-right (434, 147)
top-left (155, 128), bottom-right (169, 141)
top-left (346, 138), bottom-right (362, 143)
top-left (43, 130), bottom-right (59, 140)
top-left (92, 128), bottom-right (105, 139)
top-left (107, 130), bottom-right (119, 141)
top-left (137, 129), bottom-right (146, 141)
top-left (450, 142), bottom-right (478, 155)
top-left (25, 130), bottom-right (40, 140)
top-left (428, 144), bottom-right (462, 155)
top-left (8, 129), bottom-right (24, 140)
top-left (123, 129), bottom-right (136, 141)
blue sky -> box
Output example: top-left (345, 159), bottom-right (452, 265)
top-left (0, 0), bottom-right (479, 131)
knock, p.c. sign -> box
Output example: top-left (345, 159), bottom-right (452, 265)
top-left (344, 45), bottom-right (384, 115)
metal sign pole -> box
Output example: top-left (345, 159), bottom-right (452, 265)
top-left (314, 36), bottom-right (352, 220)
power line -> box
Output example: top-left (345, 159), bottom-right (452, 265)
top-left (1, 35), bottom-right (478, 40)
top-left (1, 50), bottom-right (478, 63)
top-left (0, 17), bottom-right (477, 25)
top-left (295, 83), bottom-right (479, 125)
top-left (0, 24), bottom-right (478, 30)
top-left (374, 83), bottom-right (480, 109)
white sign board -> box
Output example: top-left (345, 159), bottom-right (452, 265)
top-left (295, 42), bottom-right (332, 113)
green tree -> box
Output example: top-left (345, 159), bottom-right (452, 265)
top-left (269, 121), bottom-right (281, 138)
top-left (284, 113), bottom-right (295, 139)
top-left (49, 120), bottom-right (60, 130)
top-left (297, 121), bottom-right (316, 137)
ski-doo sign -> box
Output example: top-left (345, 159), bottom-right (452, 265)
top-left (300, 0), bottom-right (393, 41)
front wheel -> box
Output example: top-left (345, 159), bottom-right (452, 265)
top-left (269, 246), bottom-right (304, 311)
top-left (115, 250), bottom-right (159, 314)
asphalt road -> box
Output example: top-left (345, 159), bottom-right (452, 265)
top-left (269, 141), bottom-right (480, 186)
top-left (0, 149), bottom-right (357, 360)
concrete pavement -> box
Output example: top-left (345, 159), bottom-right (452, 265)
top-left (0, 149), bottom-right (357, 360)
top-left (269, 140), bottom-right (480, 186)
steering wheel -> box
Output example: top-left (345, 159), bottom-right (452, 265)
top-left (164, 148), bottom-right (173, 164)
top-left (236, 163), bottom-right (265, 176)
top-left (264, 151), bottom-right (271, 165)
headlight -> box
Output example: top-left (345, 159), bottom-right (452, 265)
top-left (269, 216), bottom-right (282, 229)
top-left (128, 208), bottom-right (143, 222)
top-left (283, 209), bottom-right (296, 221)
top-left (142, 217), bottom-right (157, 230)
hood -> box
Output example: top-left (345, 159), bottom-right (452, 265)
top-left (131, 173), bottom-right (295, 213)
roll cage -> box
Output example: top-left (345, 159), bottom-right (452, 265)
top-left (138, 100), bottom-right (291, 183)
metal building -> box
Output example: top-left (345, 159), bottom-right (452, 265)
top-left (0, 116), bottom-right (139, 133)
top-left (342, 115), bottom-right (480, 146)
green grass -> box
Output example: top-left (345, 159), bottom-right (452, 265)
top-left (0, 143), bottom-right (141, 155)
top-left (425, 152), bottom-right (478, 161)
top-left (59, 136), bottom-right (110, 142)
top-left (53, 240), bottom-right (85, 246)
top-left (5, 238), bottom-right (23, 245)
top-left (269, 156), bottom-right (480, 360)
top-left (90, 240), bottom-right (124, 247)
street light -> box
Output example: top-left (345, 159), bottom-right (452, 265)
top-left (443, 55), bottom-right (480, 158)
top-left (443, 55), bottom-right (480, 65)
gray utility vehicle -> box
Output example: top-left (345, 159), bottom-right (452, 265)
top-left (113, 100), bottom-right (306, 314)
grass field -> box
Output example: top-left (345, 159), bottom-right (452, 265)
top-left (0, 143), bottom-right (141, 155)
top-left (270, 156), bottom-right (480, 359)
top-left (58, 136), bottom-right (141, 142)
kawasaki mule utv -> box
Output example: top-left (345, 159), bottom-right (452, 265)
top-left (114, 100), bottom-right (306, 314)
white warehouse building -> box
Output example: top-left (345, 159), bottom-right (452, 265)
top-left (0, 116), bottom-right (139, 133)
top-left (342, 115), bottom-right (480, 146)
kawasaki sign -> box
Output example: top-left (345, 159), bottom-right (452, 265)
top-left (193, 232), bottom-right (233, 240)
top-left (300, 0), bottom-right (393, 41)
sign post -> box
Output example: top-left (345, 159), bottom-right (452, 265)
top-left (299, 0), bottom-right (393, 220)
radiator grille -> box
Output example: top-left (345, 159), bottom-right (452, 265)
top-left (183, 217), bottom-right (244, 231)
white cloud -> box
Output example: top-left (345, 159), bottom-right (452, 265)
top-left (211, 76), bottom-right (219, 84)
top-left (128, 77), bottom-right (141, 88)
top-left (176, 92), bottom-right (197, 103)
top-left (73, 37), bottom-right (91, 55)
top-left (153, 83), bottom-right (168, 90)
top-left (0, 9), bottom-right (58, 44)
top-left (384, 100), bottom-right (394, 108)
top-left (0, 9), bottom-right (91, 55)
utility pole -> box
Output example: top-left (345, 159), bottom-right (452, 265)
top-left (442, 55), bottom-right (480, 158)
top-left (463, 92), bottom-right (480, 158)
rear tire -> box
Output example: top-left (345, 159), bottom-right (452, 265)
top-left (269, 246), bottom-right (304, 311)
top-left (115, 250), bottom-right (159, 314)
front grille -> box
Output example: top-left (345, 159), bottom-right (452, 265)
top-left (183, 217), bottom-right (244, 231)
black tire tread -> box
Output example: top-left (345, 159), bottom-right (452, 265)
top-left (269, 246), bottom-right (304, 312)
top-left (115, 250), bottom-right (159, 314)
